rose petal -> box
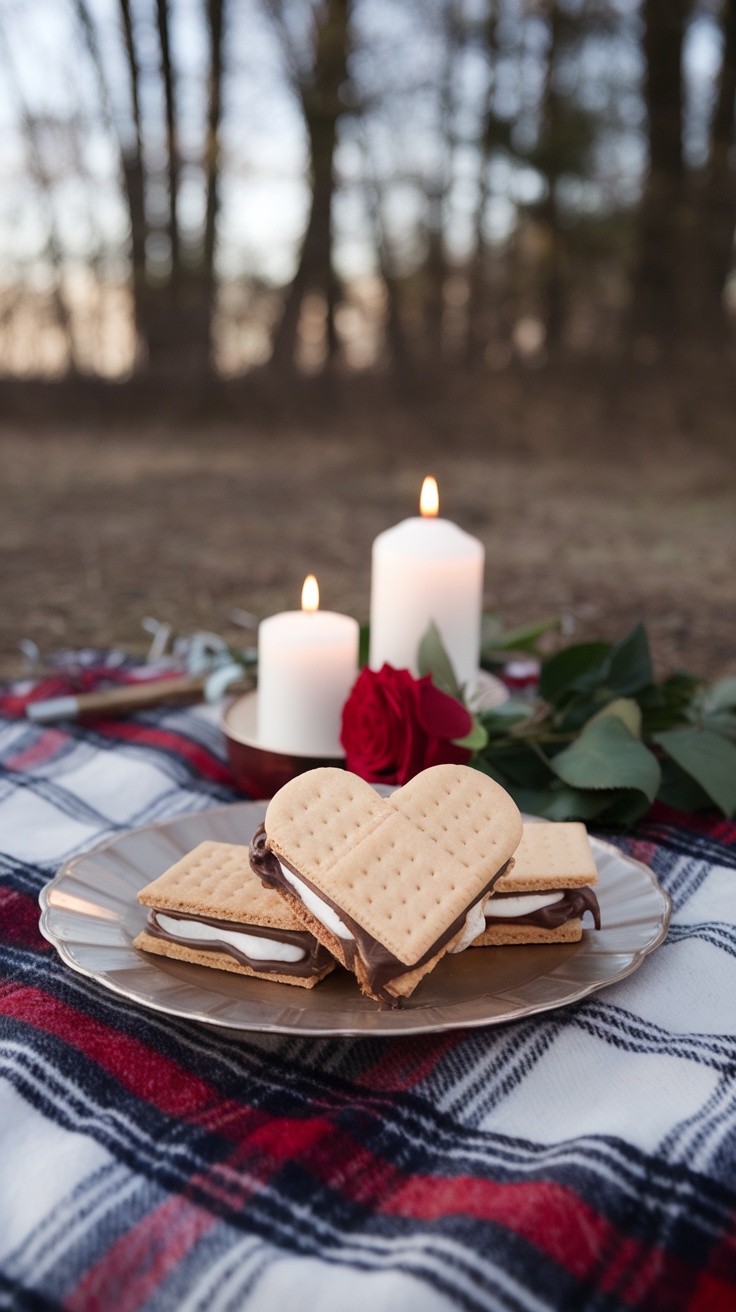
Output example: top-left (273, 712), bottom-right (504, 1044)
top-left (423, 738), bottom-right (473, 771)
top-left (341, 663), bottom-right (474, 787)
top-left (341, 667), bottom-right (403, 782)
top-left (415, 678), bottom-right (472, 740)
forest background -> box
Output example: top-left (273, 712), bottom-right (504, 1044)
top-left (3, 0), bottom-right (736, 381)
top-left (0, 0), bottom-right (734, 682)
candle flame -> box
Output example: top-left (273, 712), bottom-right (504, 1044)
top-left (420, 476), bottom-right (439, 518)
top-left (301, 574), bottom-right (320, 612)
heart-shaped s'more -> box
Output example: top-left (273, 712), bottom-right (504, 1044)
top-left (249, 764), bottom-right (522, 1005)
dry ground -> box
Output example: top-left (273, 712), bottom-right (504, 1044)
top-left (1, 409), bottom-right (734, 682)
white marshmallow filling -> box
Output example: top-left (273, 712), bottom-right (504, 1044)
top-left (154, 912), bottom-right (307, 963)
top-left (279, 863), bottom-right (355, 941)
top-left (484, 891), bottom-right (564, 919)
top-left (280, 861), bottom-right (493, 959)
top-left (448, 898), bottom-right (488, 953)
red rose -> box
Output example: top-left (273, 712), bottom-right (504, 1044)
top-left (340, 663), bottom-right (473, 786)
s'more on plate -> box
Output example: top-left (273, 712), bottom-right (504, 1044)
top-left (472, 820), bottom-right (601, 947)
top-left (249, 763), bottom-right (523, 1006)
top-left (134, 840), bottom-right (335, 987)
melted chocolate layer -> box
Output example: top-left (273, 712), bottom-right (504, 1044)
top-left (145, 907), bottom-right (333, 977)
top-left (250, 823), bottom-right (510, 1005)
top-left (485, 886), bottom-right (601, 930)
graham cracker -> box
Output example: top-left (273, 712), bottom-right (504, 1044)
top-left (268, 883), bottom-right (464, 1001)
top-left (265, 764), bottom-right (522, 972)
top-left (133, 929), bottom-right (332, 987)
top-left (493, 821), bottom-right (598, 894)
top-left (472, 919), bottom-right (583, 947)
top-left (137, 840), bottom-right (305, 930)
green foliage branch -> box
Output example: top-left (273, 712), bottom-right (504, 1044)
top-left (419, 620), bottom-right (736, 827)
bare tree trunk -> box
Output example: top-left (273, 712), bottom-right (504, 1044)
top-left (537, 1), bottom-right (567, 353)
top-left (380, 255), bottom-right (411, 377)
top-left (465, 177), bottom-right (492, 369)
top-left (180, 0), bottom-right (227, 378)
top-left (116, 0), bottom-right (226, 377)
top-left (0, 23), bottom-right (79, 371)
top-left (466, 1), bottom-right (504, 367)
top-left (695, 0), bottom-right (736, 343)
top-left (74, 0), bottom-right (152, 368)
top-left (118, 0), bottom-right (150, 363)
top-left (203, 0), bottom-right (225, 293)
top-left (155, 0), bottom-right (181, 279)
top-left (466, 6), bottom-right (496, 368)
top-left (422, 1), bottom-right (463, 368)
top-left (71, 0), bottom-right (116, 129)
top-left (423, 186), bottom-right (446, 367)
top-left (358, 135), bottom-right (411, 375)
top-left (630, 0), bottom-right (690, 351)
top-left (270, 0), bottom-right (350, 372)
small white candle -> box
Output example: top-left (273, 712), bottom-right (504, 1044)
top-left (257, 576), bottom-right (359, 755)
top-left (369, 477), bottom-right (485, 688)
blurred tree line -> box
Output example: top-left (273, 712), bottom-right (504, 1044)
top-left (1, 0), bottom-right (736, 383)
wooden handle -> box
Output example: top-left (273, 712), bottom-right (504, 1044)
top-left (74, 675), bottom-right (208, 718)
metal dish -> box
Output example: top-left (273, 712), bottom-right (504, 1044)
top-left (39, 803), bottom-right (671, 1037)
top-left (221, 669), bottom-right (509, 799)
top-left (222, 691), bottom-right (344, 798)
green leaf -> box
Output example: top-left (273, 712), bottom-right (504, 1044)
top-left (417, 621), bottom-right (461, 699)
top-left (701, 712), bottom-right (736, 742)
top-left (602, 622), bottom-right (653, 696)
top-left (557, 696), bottom-right (612, 734)
top-left (489, 781), bottom-right (649, 826)
top-left (542, 625), bottom-right (655, 717)
top-left (587, 697), bottom-right (642, 738)
top-left (657, 757), bottom-right (715, 813)
top-left (639, 671), bottom-right (700, 733)
top-left (453, 717), bottom-right (489, 751)
top-left (472, 755), bottom-right (513, 787)
top-left (482, 617), bottom-right (559, 654)
top-left (594, 790), bottom-right (654, 827)
top-left (478, 740), bottom-right (553, 789)
top-left (478, 700), bottom-right (534, 734)
top-left (536, 786), bottom-right (619, 821)
top-left (538, 786), bottom-right (649, 826)
top-left (539, 642), bottom-right (610, 704)
top-left (224, 643), bottom-right (258, 668)
top-left (704, 677), bottom-right (736, 715)
top-left (549, 715), bottom-right (661, 802)
top-left (498, 785), bottom-right (562, 817)
top-left (653, 728), bottom-right (736, 817)
top-left (358, 622), bottom-right (370, 668)
top-left (480, 613), bottom-right (505, 650)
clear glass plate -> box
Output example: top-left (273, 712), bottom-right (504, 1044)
top-left (39, 802), bottom-right (671, 1036)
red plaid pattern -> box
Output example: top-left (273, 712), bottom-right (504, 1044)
top-left (0, 657), bottom-right (734, 1312)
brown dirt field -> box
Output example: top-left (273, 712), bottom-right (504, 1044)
top-left (1, 409), bottom-right (734, 683)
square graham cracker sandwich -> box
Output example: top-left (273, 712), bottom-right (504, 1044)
top-left (134, 840), bottom-right (335, 987)
top-left (249, 764), bottom-right (523, 1006)
top-left (472, 820), bottom-right (601, 947)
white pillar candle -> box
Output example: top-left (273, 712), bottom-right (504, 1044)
top-left (257, 576), bottom-right (359, 755)
top-left (369, 477), bottom-right (485, 689)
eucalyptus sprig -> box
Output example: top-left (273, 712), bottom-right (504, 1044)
top-left (419, 621), bottom-right (736, 827)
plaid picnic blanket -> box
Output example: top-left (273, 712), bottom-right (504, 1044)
top-left (0, 659), bottom-right (734, 1312)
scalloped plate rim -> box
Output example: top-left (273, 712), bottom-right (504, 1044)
top-left (38, 802), bottom-right (672, 1037)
